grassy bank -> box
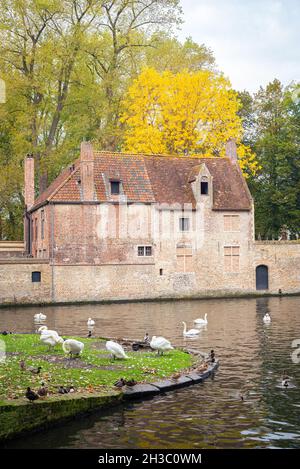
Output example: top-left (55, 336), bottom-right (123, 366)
top-left (0, 334), bottom-right (193, 401)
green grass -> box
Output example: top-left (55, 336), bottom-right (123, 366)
top-left (0, 334), bottom-right (193, 400)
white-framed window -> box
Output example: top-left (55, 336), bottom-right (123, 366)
top-left (179, 217), bottom-right (190, 232)
top-left (224, 215), bottom-right (240, 232)
top-left (138, 245), bottom-right (153, 256)
top-left (224, 245), bottom-right (240, 272)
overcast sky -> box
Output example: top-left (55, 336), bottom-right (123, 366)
top-left (178, 0), bottom-right (300, 93)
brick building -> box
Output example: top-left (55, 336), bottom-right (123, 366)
top-left (0, 141), bottom-right (299, 305)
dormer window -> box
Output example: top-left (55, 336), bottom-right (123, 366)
top-left (110, 180), bottom-right (120, 195)
top-left (200, 177), bottom-right (209, 195)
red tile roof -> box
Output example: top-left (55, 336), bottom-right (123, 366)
top-left (30, 151), bottom-right (252, 211)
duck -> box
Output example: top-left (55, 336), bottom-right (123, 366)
top-left (19, 360), bottom-right (26, 371)
top-left (58, 386), bottom-right (68, 394)
top-left (34, 313), bottom-right (47, 321)
top-left (182, 321), bottom-right (200, 337)
top-left (62, 339), bottom-right (84, 358)
top-left (195, 362), bottom-right (208, 373)
top-left (193, 313), bottom-right (208, 325)
top-left (25, 387), bottom-right (39, 402)
top-left (28, 366), bottom-right (42, 374)
top-left (172, 372), bottom-right (181, 380)
top-left (106, 340), bottom-right (129, 359)
top-left (40, 328), bottom-right (64, 349)
top-left (87, 318), bottom-right (95, 327)
top-left (144, 333), bottom-right (150, 343)
top-left (150, 336), bottom-right (173, 355)
top-left (263, 313), bottom-right (271, 323)
top-left (37, 383), bottom-right (48, 397)
top-left (209, 349), bottom-right (215, 363)
top-left (124, 379), bottom-right (137, 387)
top-left (282, 379), bottom-right (290, 388)
top-left (114, 378), bottom-right (126, 388)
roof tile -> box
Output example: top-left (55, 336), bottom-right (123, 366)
top-left (30, 152), bottom-right (252, 211)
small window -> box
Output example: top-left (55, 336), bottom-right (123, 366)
top-left (138, 246), bottom-right (144, 256)
top-left (138, 246), bottom-right (152, 256)
top-left (159, 268), bottom-right (163, 276)
top-left (145, 246), bottom-right (152, 256)
top-left (32, 271), bottom-right (41, 282)
top-left (110, 181), bottom-right (120, 195)
top-left (41, 210), bottom-right (45, 240)
top-left (179, 217), bottom-right (190, 232)
top-left (201, 181), bottom-right (208, 195)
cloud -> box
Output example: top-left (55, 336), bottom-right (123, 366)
top-left (178, 0), bottom-right (300, 92)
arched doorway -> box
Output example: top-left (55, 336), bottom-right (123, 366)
top-left (256, 265), bottom-right (269, 290)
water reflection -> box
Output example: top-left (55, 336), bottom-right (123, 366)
top-left (0, 296), bottom-right (300, 448)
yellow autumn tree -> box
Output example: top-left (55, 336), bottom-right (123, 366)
top-left (121, 68), bottom-right (258, 175)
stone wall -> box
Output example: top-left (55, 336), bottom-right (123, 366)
top-left (0, 242), bottom-right (24, 258)
top-left (0, 242), bottom-right (299, 306)
top-left (0, 259), bottom-right (51, 305)
top-left (253, 241), bottom-right (300, 294)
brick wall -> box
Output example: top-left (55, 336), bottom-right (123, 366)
top-left (0, 241), bottom-right (299, 305)
top-left (0, 260), bottom-right (51, 304)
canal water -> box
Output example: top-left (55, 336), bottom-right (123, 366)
top-left (1, 296), bottom-right (300, 448)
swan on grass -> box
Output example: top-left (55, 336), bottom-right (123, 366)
top-left (150, 336), bottom-right (173, 355)
top-left (106, 340), bottom-right (129, 359)
top-left (182, 321), bottom-right (200, 337)
top-left (34, 313), bottom-right (46, 321)
top-left (62, 339), bottom-right (84, 358)
top-left (39, 327), bottom-right (63, 349)
top-left (193, 313), bottom-right (208, 325)
top-left (263, 313), bottom-right (271, 323)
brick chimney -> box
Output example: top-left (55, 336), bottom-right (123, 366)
top-left (24, 155), bottom-right (35, 210)
top-left (225, 138), bottom-right (238, 164)
top-left (80, 141), bottom-right (95, 201)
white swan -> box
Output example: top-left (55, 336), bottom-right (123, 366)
top-left (62, 339), bottom-right (84, 357)
top-left (263, 313), bottom-right (271, 323)
top-left (182, 321), bottom-right (200, 337)
top-left (106, 340), bottom-right (128, 359)
top-left (150, 336), bottom-right (174, 355)
top-left (193, 313), bottom-right (208, 325)
top-left (40, 328), bottom-right (63, 348)
top-left (87, 318), bottom-right (95, 327)
top-left (34, 313), bottom-right (47, 321)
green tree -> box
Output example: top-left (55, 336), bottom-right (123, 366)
top-left (249, 80), bottom-right (300, 238)
top-left (0, 0), bottom-right (183, 239)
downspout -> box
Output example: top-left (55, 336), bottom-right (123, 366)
top-left (24, 209), bottom-right (31, 256)
top-left (50, 203), bottom-right (55, 302)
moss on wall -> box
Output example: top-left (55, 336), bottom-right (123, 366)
top-left (0, 391), bottom-right (122, 441)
